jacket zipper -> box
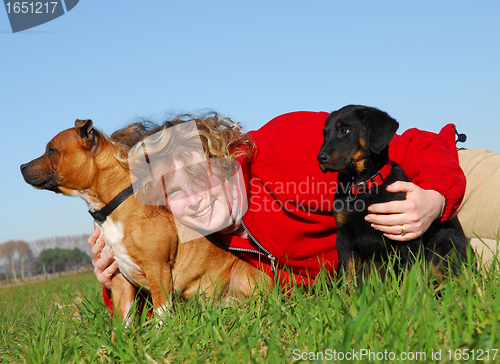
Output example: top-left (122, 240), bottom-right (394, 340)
top-left (241, 220), bottom-right (276, 276)
top-left (229, 166), bottom-right (277, 277)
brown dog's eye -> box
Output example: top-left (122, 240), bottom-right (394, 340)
top-left (46, 148), bottom-right (57, 156)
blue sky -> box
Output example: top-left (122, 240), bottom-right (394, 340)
top-left (1, 1), bottom-right (499, 242)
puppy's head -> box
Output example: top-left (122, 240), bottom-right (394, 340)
top-left (317, 105), bottom-right (399, 173)
top-left (20, 119), bottom-right (102, 194)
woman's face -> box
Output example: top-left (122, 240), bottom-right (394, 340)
top-left (165, 159), bottom-right (233, 233)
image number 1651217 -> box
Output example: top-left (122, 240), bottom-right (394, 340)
top-left (5, 2), bottom-right (58, 14)
top-left (4, 0), bottom-right (79, 32)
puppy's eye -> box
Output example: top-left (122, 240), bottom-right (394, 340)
top-left (338, 128), bottom-right (350, 137)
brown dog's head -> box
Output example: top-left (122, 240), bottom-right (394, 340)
top-left (317, 105), bottom-right (399, 173)
top-left (20, 119), bottom-right (102, 195)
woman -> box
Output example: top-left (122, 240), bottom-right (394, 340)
top-left (90, 107), bottom-right (493, 293)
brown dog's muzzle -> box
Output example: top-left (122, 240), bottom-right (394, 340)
top-left (20, 160), bottom-right (60, 192)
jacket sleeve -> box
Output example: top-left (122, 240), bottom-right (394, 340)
top-left (388, 124), bottom-right (466, 221)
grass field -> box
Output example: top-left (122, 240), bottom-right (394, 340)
top-left (0, 250), bottom-right (499, 363)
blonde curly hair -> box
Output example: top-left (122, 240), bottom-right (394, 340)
top-left (161, 111), bottom-right (254, 171)
top-left (109, 112), bottom-right (254, 205)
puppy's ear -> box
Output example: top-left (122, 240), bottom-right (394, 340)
top-left (362, 108), bottom-right (399, 154)
top-left (75, 119), bottom-right (101, 156)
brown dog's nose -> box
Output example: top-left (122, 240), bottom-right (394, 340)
top-left (20, 162), bottom-right (32, 176)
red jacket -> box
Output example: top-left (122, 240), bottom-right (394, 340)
top-left (217, 111), bottom-right (466, 288)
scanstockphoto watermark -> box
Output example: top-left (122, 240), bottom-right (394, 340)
top-left (292, 348), bottom-right (427, 361)
top-left (3, 0), bottom-right (79, 33)
top-left (247, 188), bottom-right (368, 215)
top-left (247, 176), bottom-right (379, 215)
top-left (248, 175), bottom-right (382, 198)
top-left (292, 348), bottom-right (499, 362)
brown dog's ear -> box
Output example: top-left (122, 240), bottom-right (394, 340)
top-left (75, 119), bottom-right (101, 156)
top-left (362, 108), bottom-right (399, 154)
top-left (75, 119), bottom-right (93, 138)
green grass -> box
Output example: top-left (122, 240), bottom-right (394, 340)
top-left (0, 251), bottom-right (499, 363)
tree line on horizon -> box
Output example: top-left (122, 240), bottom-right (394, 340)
top-left (0, 234), bottom-right (92, 281)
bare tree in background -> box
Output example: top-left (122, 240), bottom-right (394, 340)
top-left (30, 234), bottom-right (91, 256)
top-left (0, 235), bottom-right (90, 281)
top-left (16, 240), bottom-right (34, 280)
top-left (0, 240), bottom-right (35, 281)
top-left (0, 241), bottom-right (19, 281)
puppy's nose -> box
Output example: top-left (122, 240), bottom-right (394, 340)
top-left (317, 152), bottom-right (330, 164)
top-left (20, 163), bottom-right (28, 171)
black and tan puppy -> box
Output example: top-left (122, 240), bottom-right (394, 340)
top-left (317, 105), bottom-right (468, 280)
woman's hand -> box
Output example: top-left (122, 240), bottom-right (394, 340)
top-left (87, 228), bottom-right (119, 289)
top-left (364, 181), bottom-right (444, 242)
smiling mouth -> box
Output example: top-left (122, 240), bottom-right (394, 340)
top-left (192, 201), bottom-right (214, 218)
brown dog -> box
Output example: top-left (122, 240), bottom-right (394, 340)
top-left (20, 119), bottom-right (270, 320)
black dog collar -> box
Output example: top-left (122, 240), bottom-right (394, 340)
top-left (89, 181), bottom-right (141, 223)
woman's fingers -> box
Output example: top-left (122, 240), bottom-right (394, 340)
top-left (88, 227), bottom-right (119, 289)
top-left (94, 248), bottom-right (118, 289)
top-left (95, 246), bottom-right (114, 271)
top-left (365, 181), bottom-right (444, 242)
top-left (97, 258), bottom-right (119, 289)
top-left (370, 221), bottom-right (419, 242)
top-left (88, 228), bottom-right (104, 262)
